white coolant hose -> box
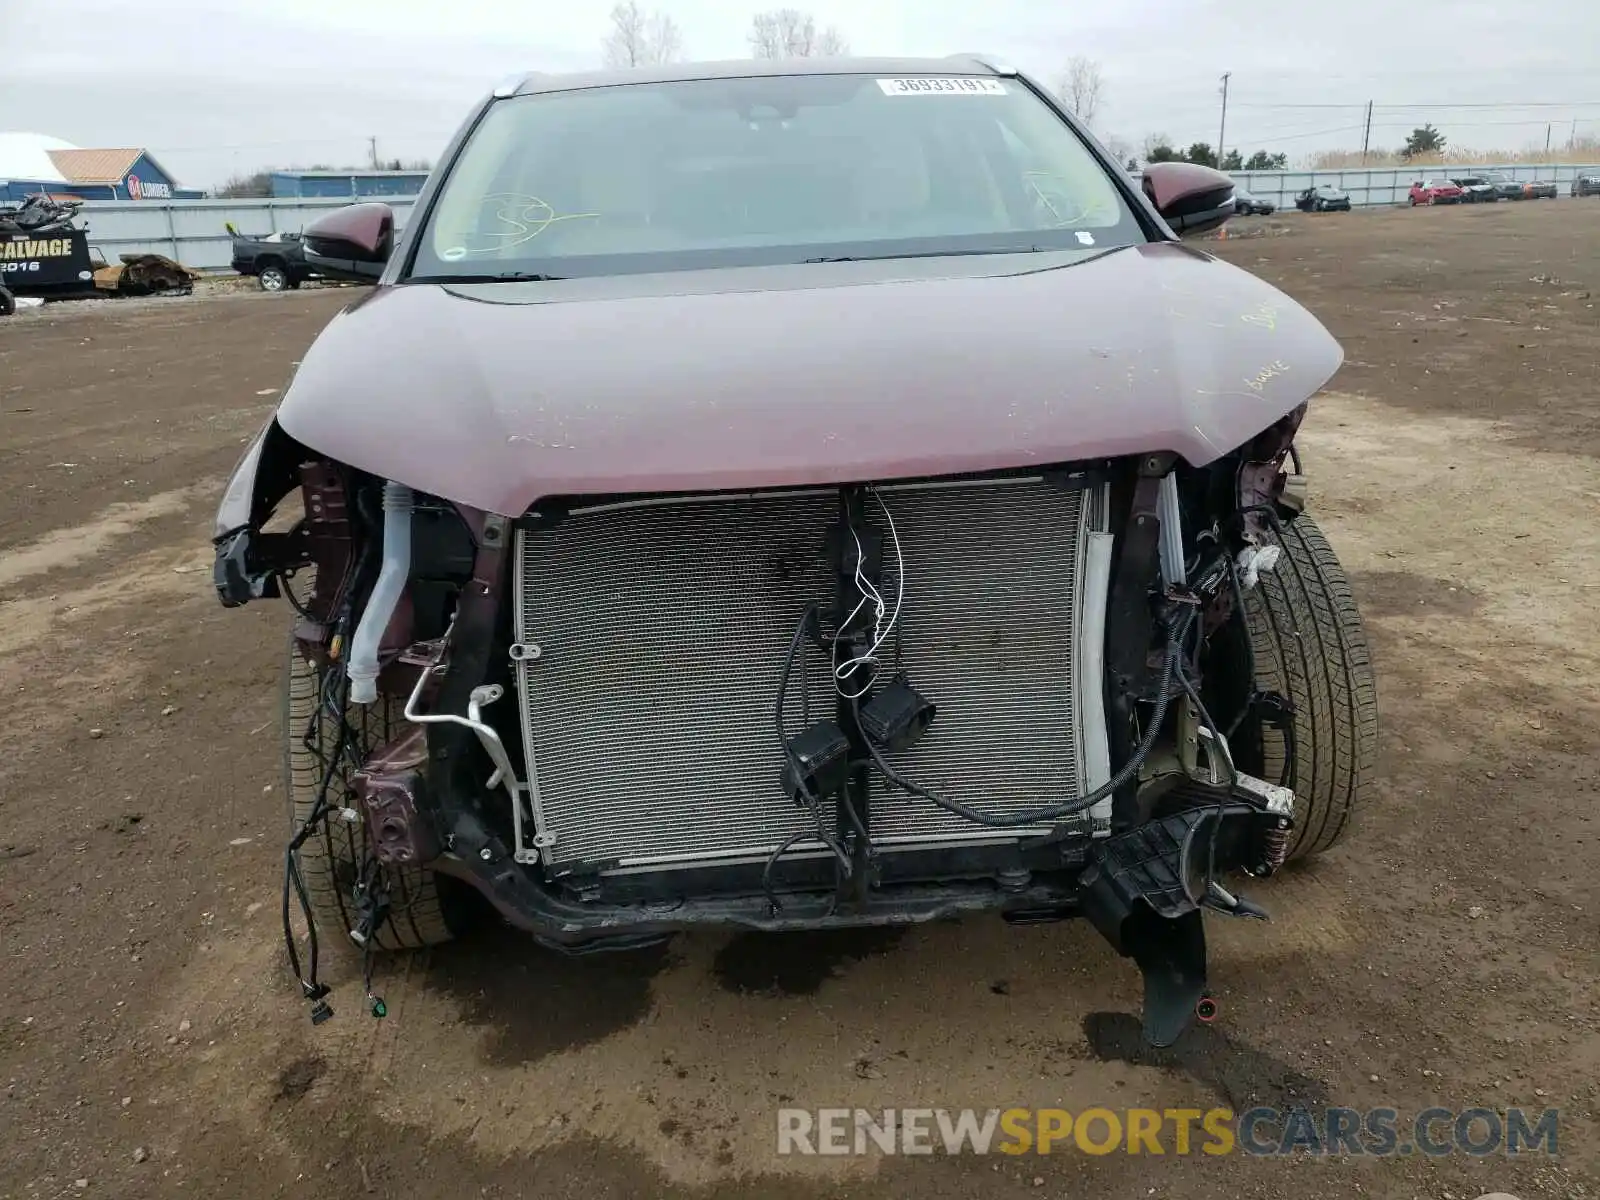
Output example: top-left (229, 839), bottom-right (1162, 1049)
top-left (347, 481), bottom-right (414, 705)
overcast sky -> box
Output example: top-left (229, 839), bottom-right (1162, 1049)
top-left (3, 0), bottom-right (1598, 188)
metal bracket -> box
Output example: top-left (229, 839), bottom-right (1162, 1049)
top-left (402, 635), bottom-right (555, 865)
top-left (1194, 725), bottom-right (1296, 820)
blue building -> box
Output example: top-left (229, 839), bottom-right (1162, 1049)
top-left (269, 169), bottom-right (430, 199)
top-left (0, 134), bottom-right (202, 202)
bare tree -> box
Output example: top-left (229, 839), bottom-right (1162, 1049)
top-left (1058, 56), bottom-right (1105, 128)
top-left (1142, 130), bottom-right (1175, 160)
top-left (747, 8), bottom-right (849, 58)
top-left (602, 0), bottom-right (685, 68)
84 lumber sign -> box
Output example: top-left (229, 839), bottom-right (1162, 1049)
top-left (1, 230), bottom-right (94, 295)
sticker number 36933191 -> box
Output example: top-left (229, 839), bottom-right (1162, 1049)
top-left (876, 77), bottom-right (1008, 96)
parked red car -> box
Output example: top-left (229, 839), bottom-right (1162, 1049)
top-left (1409, 179), bottom-right (1463, 205)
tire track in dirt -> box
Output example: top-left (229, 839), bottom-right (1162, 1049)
top-left (0, 482), bottom-right (217, 592)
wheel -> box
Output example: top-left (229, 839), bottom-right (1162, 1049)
top-left (258, 262), bottom-right (289, 292)
top-left (1242, 512), bottom-right (1378, 861)
top-left (0, 284), bottom-right (14, 317)
top-left (284, 629), bottom-right (459, 952)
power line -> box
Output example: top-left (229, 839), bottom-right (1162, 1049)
top-left (1231, 100), bottom-right (1600, 111)
top-left (152, 132), bottom-right (458, 154)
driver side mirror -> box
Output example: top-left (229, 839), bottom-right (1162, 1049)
top-left (302, 202), bottom-right (395, 282)
top-left (1141, 162), bottom-right (1236, 236)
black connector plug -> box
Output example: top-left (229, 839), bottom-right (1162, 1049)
top-left (781, 721), bottom-right (851, 805)
top-left (858, 677), bottom-right (937, 752)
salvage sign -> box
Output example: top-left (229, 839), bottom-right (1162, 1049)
top-left (1, 231), bottom-right (94, 290)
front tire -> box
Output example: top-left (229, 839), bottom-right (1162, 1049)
top-left (1243, 513), bottom-right (1378, 861)
top-left (284, 632), bottom-right (457, 952)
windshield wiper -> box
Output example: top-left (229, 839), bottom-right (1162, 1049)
top-left (410, 271), bottom-right (567, 284)
top-left (800, 247), bottom-right (1046, 264)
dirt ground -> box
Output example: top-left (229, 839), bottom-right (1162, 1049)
top-left (2, 201), bottom-right (1597, 1200)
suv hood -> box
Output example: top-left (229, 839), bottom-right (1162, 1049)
top-left (275, 243), bottom-right (1340, 516)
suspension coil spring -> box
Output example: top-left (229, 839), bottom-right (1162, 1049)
top-left (1261, 822), bottom-right (1290, 872)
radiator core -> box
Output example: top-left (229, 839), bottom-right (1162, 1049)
top-left (511, 476), bottom-right (1111, 876)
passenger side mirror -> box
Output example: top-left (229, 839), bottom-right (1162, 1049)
top-left (302, 202), bottom-right (395, 282)
top-left (1141, 162), bottom-right (1236, 236)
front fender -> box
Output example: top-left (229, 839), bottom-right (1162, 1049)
top-left (213, 417), bottom-right (312, 607)
top-left (215, 417), bottom-right (307, 540)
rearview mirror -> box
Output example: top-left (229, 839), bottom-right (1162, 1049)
top-left (302, 202), bottom-right (395, 282)
top-left (1141, 162), bottom-right (1236, 236)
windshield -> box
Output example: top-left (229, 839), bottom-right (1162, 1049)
top-left (408, 72), bottom-right (1142, 281)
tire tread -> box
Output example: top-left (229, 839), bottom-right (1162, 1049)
top-left (1243, 513), bottom-right (1378, 860)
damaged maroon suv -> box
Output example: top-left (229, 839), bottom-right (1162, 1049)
top-left (213, 56), bottom-right (1376, 1046)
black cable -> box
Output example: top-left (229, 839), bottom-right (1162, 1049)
top-left (855, 608), bottom-right (1195, 829)
top-left (1288, 443), bottom-right (1303, 475)
top-left (280, 568), bottom-right (317, 620)
top-left (281, 750), bottom-right (339, 997)
top-left (764, 606), bottom-right (853, 912)
top-left (281, 657), bottom-right (358, 1008)
top-left (1237, 502), bottom-right (1288, 539)
top-left (1223, 553), bottom-right (1259, 741)
top-left (1174, 659), bottom-right (1239, 789)
top-left (776, 607), bottom-right (850, 872)
top-left (761, 830), bottom-right (811, 913)
top-left (1224, 516), bottom-right (1298, 790)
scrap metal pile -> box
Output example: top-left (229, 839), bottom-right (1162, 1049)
top-left (0, 193), bottom-right (197, 310)
top-left (0, 194), bottom-right (84, 236)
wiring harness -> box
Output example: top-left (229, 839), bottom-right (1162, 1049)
top-left (767, 474), bottom-right (1314, 879)
top-left (281, 655), bottom-right (394, 1024)
top-left (279, 502), bottom-right (401, 1025)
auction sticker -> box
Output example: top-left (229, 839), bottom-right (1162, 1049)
top-left (876, 77), bottom-right (1007, 96)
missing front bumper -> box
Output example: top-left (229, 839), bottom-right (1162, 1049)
top-left (417, 778), bottom-right (1289, 1045)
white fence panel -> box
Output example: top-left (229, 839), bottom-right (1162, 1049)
top-left (75, 197), bottom-right (418, 272)
top-left (66, 161), bottom-right (1600, 273)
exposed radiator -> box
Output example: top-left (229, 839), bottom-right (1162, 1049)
top-left (511, 476), bottom-right (1113, 877)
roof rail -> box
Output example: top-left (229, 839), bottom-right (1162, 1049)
top-left (945, 53), bottom-right (1019, 77)
top-left (493, 71), bottom-right (545, 98)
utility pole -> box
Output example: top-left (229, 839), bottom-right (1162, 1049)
top-left (1545, 124), bottom-right (1552, 153)
top-left (1361, 100), bottom-right (1374, 163)
top-left (1572, 118), bottom-right (1579, 151)
top-left (368, 136), bottom-right (379, 169)
top-left (1217, 72), bottom-right (1231, 167)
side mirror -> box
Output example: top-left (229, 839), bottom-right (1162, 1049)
top-left (1141, 162), bottom-right (1236, 236)
top-left (302, 202), bottom-right (395, 282)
